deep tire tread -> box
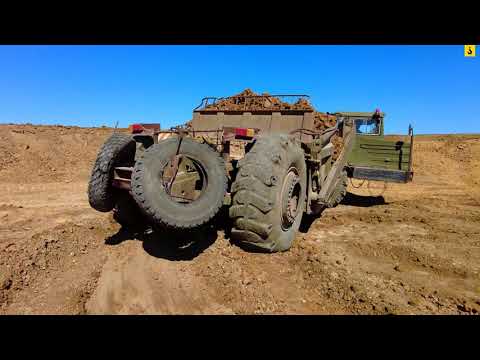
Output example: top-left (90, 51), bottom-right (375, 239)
top-left (326, 170), bottom-right (348, 208)
top-left (230, 135), bottom-right (306, 253)
top-left (88, 132), bottom-right (135, 212)
top-left (131, 138), bottom-right (227, 230)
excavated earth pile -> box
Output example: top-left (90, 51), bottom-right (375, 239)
top-left (187, 89), bottom-right (344, 157)
top-left (204, 88), bottom-right (315, 112)
top-left (1, 123), bottom-right (479, 315)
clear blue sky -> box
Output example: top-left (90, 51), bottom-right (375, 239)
top-left (0, 45), bottom-right (478, 134)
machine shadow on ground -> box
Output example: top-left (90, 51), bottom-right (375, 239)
top-left (340, 192), bottom-right (388, 207)
top-left (105, 225), bottom-right (219, 261)
top-left (104, 206), bottom-right (233, 261)
top-left (104, 192), bottom-right (389, 260)
top-left (299, 211), bottom-right (325, 234)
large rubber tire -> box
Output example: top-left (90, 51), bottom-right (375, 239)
top-left (229, 134), bottom-right (307, 253)
top-left (88, 132), bottom-right (136, 212)
top-left (325, 169), bottom-right (348, 208)
top-left (131, 137), bottom-right (227, 229)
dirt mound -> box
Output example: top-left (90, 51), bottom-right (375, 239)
top-left (0, 124), bottom-right (128, 183)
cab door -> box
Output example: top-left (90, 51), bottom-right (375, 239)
top-left (346, 116), bottom-right (413, 183)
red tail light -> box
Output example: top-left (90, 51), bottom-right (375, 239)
top-left (234, 128), bottom-right (255, 138)
top-left (235, 128), bottom-right (247, 137)
top-left (129, 124), bottom-right (144, 134)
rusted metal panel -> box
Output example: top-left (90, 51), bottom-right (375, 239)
top-left (302, 112), bottom-right (314, 143)
top-left (269, 113), bottom-right (301, 135)
top-left (190, 111), bottom-right (314, 141)
top-left (317, 130), bottom-right (355, 204)
top-left (112, 167), bottom-right (133, 190)
top-left (112, 178), bottom-right (131, 190)
top-left (191, 113), bottom-right (272, 131)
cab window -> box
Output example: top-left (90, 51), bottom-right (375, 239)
top-left (355, 118), bottom-right (380, 135)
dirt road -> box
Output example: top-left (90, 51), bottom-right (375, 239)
top-left (1, 124), bottom-right (479, 314)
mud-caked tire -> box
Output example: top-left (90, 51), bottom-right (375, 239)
top-left (131, 137), bottom-right (227, 229)
top-left (229, 134), bottom-right (307, 252)
top-left (88, 132), bottom-right (136, 212)
top-left (326, 170), bottom-right (348, 208)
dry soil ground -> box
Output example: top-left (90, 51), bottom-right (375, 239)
top-left (0, 124), bottom-right (479, 314)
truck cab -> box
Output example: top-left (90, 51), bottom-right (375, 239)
top-left (338, 110), bottom-right (414, 183)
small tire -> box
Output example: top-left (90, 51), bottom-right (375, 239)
top-left (88, 132), bottom-right (136, 212)
top-left (229, 134), bottom-right (307, 252)
top-left (131, 137), bottom-right (227, 229)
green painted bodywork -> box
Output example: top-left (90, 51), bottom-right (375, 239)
top-left (343, 114), bottom-right (412, 172)
top-left (347, 134), bottom-right (411, 171)
top-left (335, 112), bottom-right (385, 136)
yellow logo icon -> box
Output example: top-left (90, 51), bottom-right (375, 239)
top-left (465, 45), bottom-right (476, 57)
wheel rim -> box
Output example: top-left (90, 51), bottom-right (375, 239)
top-left (281, 167), bottom-right (301, 230)
top-left (161, 154), bottom-right (208, 204)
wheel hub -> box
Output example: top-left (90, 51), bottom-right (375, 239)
top-left (161, 154), bottom-right (207, 204)
top-left (281, 169), bottom-right (301, 229)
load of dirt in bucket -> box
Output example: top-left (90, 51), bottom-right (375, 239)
top-left (313, 111), bottom-right (343, 159)
top-left (186, 89), bottom-right (343, 158)
top-left (203, 89), bottom-right (315, 112)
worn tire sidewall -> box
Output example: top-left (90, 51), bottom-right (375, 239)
top-left (132, 138), bottom-right (226, 228)
top-left (269, 142), bottom-right (307, 252)
top-left (88, 132), bottom-right (135, 212)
